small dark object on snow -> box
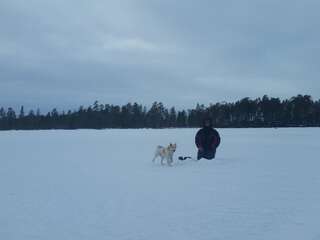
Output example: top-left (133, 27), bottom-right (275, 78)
top-left (178, 156), bottom-right (192, 161)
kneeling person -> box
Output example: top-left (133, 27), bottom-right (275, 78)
top-left (195, 118), bottom-right (221, 160)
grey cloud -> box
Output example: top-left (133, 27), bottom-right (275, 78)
top-left (1, 0), bottom-right (320, 112)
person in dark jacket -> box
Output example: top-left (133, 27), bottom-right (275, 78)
top-left (195, 118), bottom-right (221, 160)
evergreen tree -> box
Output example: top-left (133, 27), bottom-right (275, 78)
top-left (169, 107), bottom-right (177, 127)
top-left (177, 110), bottom-right (187, 127)
top-left (19, 106), bottom-right (25, 118)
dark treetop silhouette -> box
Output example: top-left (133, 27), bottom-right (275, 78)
top-left (1, 95), bottom-right (320, 130)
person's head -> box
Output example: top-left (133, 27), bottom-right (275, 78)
top-left (202, 117), bottom-right (213, 128)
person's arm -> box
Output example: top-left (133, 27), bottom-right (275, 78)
top-left (195, 130), bottom-right (203, 150)
top-left (213, 129), bottom-right (221, 148)
top-left (215, 130), bottom-right (221, 147)
top-left (211, 129), bottom-right (221, 148)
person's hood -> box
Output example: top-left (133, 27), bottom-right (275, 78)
top-left (202, 117), bottom-right (213, 127)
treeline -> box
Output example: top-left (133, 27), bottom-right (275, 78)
top-left (1, 95), bottom-right (320, 130)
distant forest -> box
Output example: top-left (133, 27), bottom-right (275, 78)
top-left (1, 95), bottom-right (320, 130)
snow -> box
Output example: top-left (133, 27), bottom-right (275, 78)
top-left (1, 128), bottom-right (320, 240)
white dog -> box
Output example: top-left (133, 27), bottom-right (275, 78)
top-left (152, 143), bottom-right (177, 166)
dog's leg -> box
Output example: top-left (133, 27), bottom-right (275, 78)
top-left (168, 156), bottom-right (173, 166)
top-left (161, 157), bottom-right (165, 165)
top-left (153, 151), bottom-right (160, 162)
top-left (152, 154), bottom-right (157, 162)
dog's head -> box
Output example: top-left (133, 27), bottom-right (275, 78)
top-left (168, 143), bottom-right (177, 153)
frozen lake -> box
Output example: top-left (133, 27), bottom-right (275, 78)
top-left (1, 128), bottom-right (320, 240)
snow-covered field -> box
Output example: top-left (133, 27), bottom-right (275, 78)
top-left (1, 128), bottom-right (320, 240)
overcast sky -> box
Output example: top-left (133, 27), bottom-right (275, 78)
top-left (1, 0), bottom-right (320, 112)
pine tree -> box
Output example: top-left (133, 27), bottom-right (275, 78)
top-left (19, 106), bottom-right (25, 118)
